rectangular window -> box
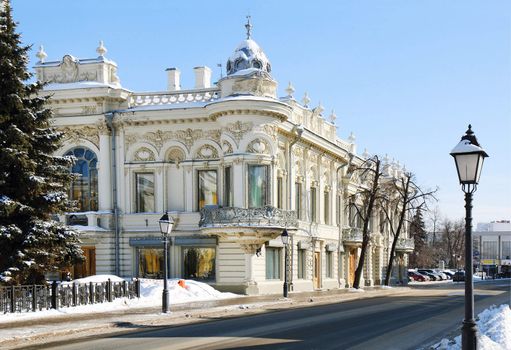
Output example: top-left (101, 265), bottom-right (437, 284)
top-left (295, 182), bottom-right (302, 220)
top-left (482, 241), bottom-right (498, 259)
top-left (224, 167), bottom-right (232, 207)
top-left (248, 165), bottom-right (269, 208)
top-left (183, 247), bottom-right (216, 281)
top-left (138, 248), bottom-right (163, 278)
top-left (311, 187), bottom-right (317, 223)
top-left (324, 191), bottom-right (330, 225)
top-left (136, 173), bottom-right (155, 213)
top-left (198, 170), bottom-right (218, 210)
top-left (297, 249), bottom-right (306, 279)
top-left (502, 241), bottom-right (511, 260)
top-left (326, 251), bottom-right (333, 278)
top-left (265, 247), bottom-right (281, 279)
top-left (277, 177), bottom-right (283, 209)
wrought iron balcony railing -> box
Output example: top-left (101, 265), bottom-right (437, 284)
top-left (199, 206), bottom-right (298, 229)
top-left (396, 237), bottom-right (415, 251)
top-left (342, 227), bottom-right (364, 244)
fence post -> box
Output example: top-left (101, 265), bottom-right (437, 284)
top-left (10, 286), bottom-right (15, 313)
top-left (136, 278), bottom-right (141, 298)
top-left (89, 282), bottom-right (94, 304)
top-left (107, 279), bottom-right (112, 302)
top-left (72, 283), bottom-right (77, 306)
top-left (122, 280), bottom-right (127, 297)
top-left (32, 285), bottom-right (37, 312)
top-left (51, 281), bottom-right (59, 310)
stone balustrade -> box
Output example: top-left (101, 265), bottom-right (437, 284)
top-left (199, 206), bottom-right (297, 229)
top-left (342, 227), bottom-right (364, 245)
top-left (396, 237), bottom-right (415, 252)
top-left (129, 88), bottom-right (220, 107)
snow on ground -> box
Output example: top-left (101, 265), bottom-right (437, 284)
top-left (431, 304), bottom-right (511, 350)
top-left (0, 275), bottom-right (241, 323)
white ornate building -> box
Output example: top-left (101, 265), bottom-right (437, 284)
top-left (35, 23), bottom-right (414, 294)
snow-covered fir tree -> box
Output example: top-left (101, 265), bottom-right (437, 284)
top-left (0, 1), bottom-right (82, 285)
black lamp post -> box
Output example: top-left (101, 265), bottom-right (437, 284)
top-left (281, 229), bottom-right (290, 298)
top-left (159, 212), bottom-right (174, 313)
top-left (450, 124), bottom-right (488, 350)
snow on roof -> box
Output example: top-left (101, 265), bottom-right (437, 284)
top-left (34, 56), bottom-right (116, 68)
top-left (44, 81), bottom-right (122, 91)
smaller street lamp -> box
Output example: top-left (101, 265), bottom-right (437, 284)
top-left (450, 124), bottom-right (488, 350)
top-left (281, 229), bottom-right (290, 298)
top-left (159, 212), bottom-right (175, 313)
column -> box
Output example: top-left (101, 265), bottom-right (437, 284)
top-left (98, 131), bottom-right (111, 211)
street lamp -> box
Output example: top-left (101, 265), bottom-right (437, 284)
top-left (450, 124), bottom-right (488, 350)
top-left (281, 229), bottom-right (290, 298)
top-left (159, 212), bottom-right (174, 313)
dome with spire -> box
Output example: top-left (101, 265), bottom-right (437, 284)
top-left (226, 17), bottom-right (272, 76)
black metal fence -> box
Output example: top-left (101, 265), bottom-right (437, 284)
top-left (0, 279), bottom-right (141, 313)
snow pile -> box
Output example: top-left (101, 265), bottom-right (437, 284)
top-left (431, 304), bottom-right (511, 350)
top-left (0, 275), bottom-right (240, 323)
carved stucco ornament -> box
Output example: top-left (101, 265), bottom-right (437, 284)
top-left (134, 147), bottom-right (155, 162)
top-left (167, 147), bottom-right (185, 163)
top-left (225, 121), bottom-right (253, 144)
top-left (247, 138), bottom-right (270, 155)
top-left (59, 125), bottom-right (99, 149)
top-left (222, 140), bottom-right (234, 154)
top-left (196, 144), bottom-right (219, 159)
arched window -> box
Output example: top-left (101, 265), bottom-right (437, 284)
top-left (65, 147), bottom-right (98, 212)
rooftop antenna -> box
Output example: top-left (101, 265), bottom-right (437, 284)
top-left (245, 15), bottom-right (252, 39)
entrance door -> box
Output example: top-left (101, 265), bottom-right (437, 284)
top-left (73, 246), bottom-right (96, 279)
top-left (313, 252), bottom-right (321, 289)
top-left (349, 249), bottom-right (356, 286)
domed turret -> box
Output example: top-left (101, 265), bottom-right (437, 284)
top-left (226, 17), bottom-right (272, 76)
top-left (218, 17), bottom-right (278, 99)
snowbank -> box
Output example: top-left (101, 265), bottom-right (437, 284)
top-left (0, 275), bottom-right (240, 323)
top-left (432, 304), bottom-right (511, 350)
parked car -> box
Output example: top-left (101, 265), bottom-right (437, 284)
top-left (453, 271), bottom-right (465, 282)
top-left (442, 270), bottom-right (455, 279)
top-left (408, 271), bottom-right (429, 282)
top-left (418, 269), bottom-right (442, 281)
top-left (434, 270), bottom-right (449, 280)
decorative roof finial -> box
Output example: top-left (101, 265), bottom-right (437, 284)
top-left (96, 40), bottom-right (107, 57)
top-left (245, 15), bottom-right (252, 40)
top-left (348, 132), bottom-right (356, 144)
top-left (301, 92), bottom-right (311, 108)
top-left (36, 45), bottom-right (47, 63)
top-left (329, 109), bottom-right (337, 124)
top-left (362, 148), bottom-right (370, 159)
top-left (285, 81), bottom-right (295, 98)
top-left (315, 101), bottom-right (324, 115)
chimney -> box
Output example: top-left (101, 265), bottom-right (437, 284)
top-left (166, 68), bottom-right (181, 91)
top-left (194, 66), bottom-right (212, 89)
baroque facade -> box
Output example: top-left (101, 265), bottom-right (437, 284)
top-left (35, 27), bottom-right (413, 294)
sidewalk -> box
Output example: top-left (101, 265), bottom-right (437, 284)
top-left (1, 286), bottom-right (410, 350)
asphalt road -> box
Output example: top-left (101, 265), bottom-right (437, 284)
top-left (37, 281), bottom-right (510, 350)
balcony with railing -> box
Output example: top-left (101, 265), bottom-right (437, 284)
top-left (396, 237), bottom-right (415, 252)
top-left (199, 206), bottom-right (297, 229)
top-left (342, 227), bottom-right (363, 246)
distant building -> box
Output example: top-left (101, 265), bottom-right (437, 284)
top-left (34, 21), bottom-right (413, 294)
top-left (473, 221), bottom-right (511, 277)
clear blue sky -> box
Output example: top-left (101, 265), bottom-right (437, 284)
top-left (12, 0), bottom-right (511, 227)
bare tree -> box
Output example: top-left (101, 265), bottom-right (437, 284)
top-left (380, 173), bottom-right (437, 285)
top-left (348, 155), bottom-right (384, 289)
top-left (428, 206), bottom-right (441, 246)
top-left (441, 219), bottom-right (465, 269)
